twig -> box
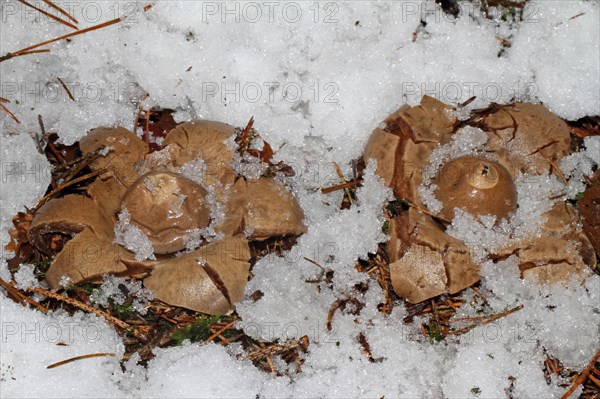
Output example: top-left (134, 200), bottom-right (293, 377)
top-left (0, 97), bottom-right (10, 103)
top-left (560, 350), bottom-right (600, 399)
top-left (47, 353), bottom-right (115, 369)
top-left (17, 0), bottom-right (78, 30)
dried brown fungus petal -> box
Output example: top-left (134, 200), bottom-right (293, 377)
top-left (29, 195), bottom-right (133, 289)
top-left (162, 120), bottom-right (238, 187)
top-left (144, 238), bottom-right (251, 315)
top-left (79, 126), bottom-right (149, 186)
top-left (482, 103), bottom-right (572, 176)
top-left (232, 178), bottom-right (307, 240)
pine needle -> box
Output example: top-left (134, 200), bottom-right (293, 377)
top-left (448, 304), bottom-right (523, 336)
top-left (333, 162), bottom-right (353, 204)
top-left (57, 77), bottom-right (75, 101)
top-left (1, 4), bottom-right (155, 62)
top-left (42, 0), bottom-right (79, 24)
top-left (542, 153), bottom-right (568, 186)
top-left (133, 94), bottom-right (150, 135)
top-left (560, 349), bottom-right (600, 399)
top-left (47, 353), bottom-right (115, 369)
top-left (34, 169), bottom-right (107, 210)
top-left (28, 287), bottom-right (132, 331)
top-left (204, 318), bottom-right (238, 343)
top-left (0, 103), bottom-right (20, 123)
top-left (17, 0), bottom-right (78, 30)
top-left (0, 278), bottom-right (49, 313)
top-left (321, 181), bottom-right (359, 194)
top-left (11, 17), bottom-right (121, 56)
top-left (402, 199), bottom-right (452, 224)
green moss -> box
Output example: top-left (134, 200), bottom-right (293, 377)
top-left (424, 321), bottom-right (444, 343)
top-left (382, 221), bottom-right (389, 234)
top-left (113, 303), bottom-right (133, 316)
top-left (171, 315), bottom-right (222, 345)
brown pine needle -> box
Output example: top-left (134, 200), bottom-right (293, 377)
top-left (321, 181), bottom-right (359, 194)
top-left (303, 257), bottom-right (324, 269)
top-left (568, 12), bottom-right (586, 21)
top-left (0, 278), bottom-right (49, 313)
top-left (542, 154), bottom-right (568, 186)
top-left (47, 353), bottom-right (115, 369)
top-left (0, 49), bottom-right (51, 62)
top-left (57, 77), bottom-right (75, 101)
top-left (1, 4), bottom-right (152, 62)
top-left (403, 199), bottom-right (451, 224)
top-left (448, 304), bottom-right (523, 336)
top-left (144, 109), bottom-right (152, 142)
top-left (560, 349), bottom-right (600, 399)
top-left (546, 357), bottom-right (559, 374)
top-left (239, 117), bottom-right (255, 147)
top-left (13, 17), bottom-right (120, 56)
top-left (17, 0), bottom-right (78, 30)
top-left (35, 169), bottom-right (107, 209)
top-left (588, 374), bottom-right (600, 389)
top-left (204, 319), bottom-right (238, 343)
top-left (0, 103), bottom-right (20, 123)
top-left (0, 97), bottom-right (10, 103)
top-left (333, 162), bottom-right (353, 204)
top-left (0, 278), bottom-right (26, 306)
top-left (133, 94), bottom-right (150, 135)
top-left (42, 0), bottom-right (79, 24)
top-left (28, 287), bottom-right (132, 331)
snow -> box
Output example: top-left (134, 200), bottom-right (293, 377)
top-left (561, 135), bottom-right (600, 198)
top-left (13, 264), bottom-right (41, 290)
top-left (89, 275), bottom-right (154, 316)
top-left (113, 209), bottom-right (156, 262)
top-left (0, 295), bottom-right (125, 398)
top-left (1, 0), bottom-right (599, 398)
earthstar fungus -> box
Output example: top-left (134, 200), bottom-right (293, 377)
top-left (365, 96), bottom-right (596, 303)
top-left (27, 120), bottom-right (307, 314)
